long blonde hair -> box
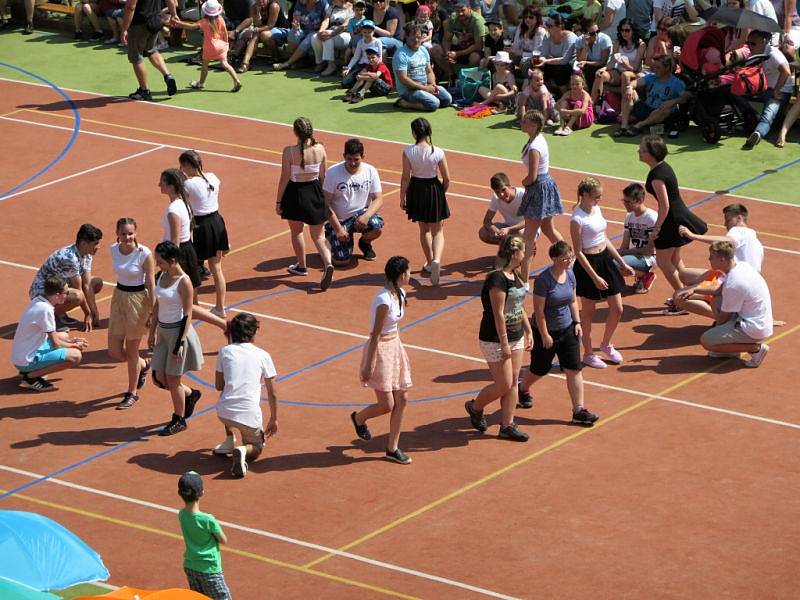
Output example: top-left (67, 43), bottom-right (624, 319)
top-left (495, 234), bottom-right (525, 284)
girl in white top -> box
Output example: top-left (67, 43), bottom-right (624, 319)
top-left (276, 117), bottom-right (335, 291)
top-left (570, 177), bottom-right (634, 370)
top-left (160, 169), bottom-right (201, 293)
top-left (350, 256), bottom-right (413, 465)
top-left (517, 110), bottom-right (564, 286)
top-left (399, 118), bottom-right (451, 286)
top-left (180, 150), bottom-right (229, 318)
top-left (590, 18), bottom-right (645, 104)
top-left (108, 218), bottom-right (155, 410)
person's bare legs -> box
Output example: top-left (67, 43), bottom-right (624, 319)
top-left (601, 293), bottom-right (623, 348)
top-left (387, 389), bottom-right (407, 452)
top-left (165, 373), bottom-right (192, 417)
top-left (430, 221), bottom-right (445, 264)
top-left (354, 390), bottom-right (394, 424)
top-left (656, 247), bottom-right (683, 290)
top-left (309, 223), bottom-right (332, 268)
top-left (418, 222), bottom-right (433, 266)
top-left (580, 298), bottom-right (596, 357)
top-left (208, 253), bottom-right (226, 314)
top-left (108, 334), bottom-right (146, 394)
top-left (521, 217), bottom-right (542, 282)
top-left (288, 220), bottom-right (307, 268)
top-left (564, 368), bottom-right (583, 411)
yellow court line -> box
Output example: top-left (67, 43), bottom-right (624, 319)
top-left (0, 109), bottom-right (21, 118)
top-left (0, 489), bottom-right (423, 600)
top-left (303, 323), bottom-right (800, 569)
top-left (227, 229), bottom-right (291, 257)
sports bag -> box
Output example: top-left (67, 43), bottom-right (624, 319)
top-left (731, 66), bottom-right (767, 97)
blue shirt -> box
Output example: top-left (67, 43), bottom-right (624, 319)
top-left (293, 0), bottom-right (328, 33)
top-left (533, 267), bottom-right (576, 332)
top-left (392, 44), bottom-right (431, 95)
top-left (575, 31), bottom-right (612, 62)
top-left (643, 72), bottom-right (686, 109)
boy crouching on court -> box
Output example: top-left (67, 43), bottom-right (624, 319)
top-left (178, 471), bottom-right (232, 600)
top-left (213, 312), bottom-right (278, 477)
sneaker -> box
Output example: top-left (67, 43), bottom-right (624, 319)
top-left (128, 88), bottom-right (153, 101)
top-left (287, 263), bottom-right (308, 276)
top-left (320, 264), bottom-right (334, 292)
top-left (358, 238), bottom-right (376, 261)
top-left (159, 415), bottom-right (187, 436)
top-left (55, 314), bottom-right (80, 331)
top-left (661, 304), bottom-right (689, 316)
top-left (744, 343), bottom-right (769, 368)
top-left (350, 411), bottom-right (371, 441)
top-left (23, 23), bottom-right (34, 34)
top-left (213, 436), bottom-right (235, 455)
top-left (498, 423), bottom-right (529, 442)
top-left (117, 392), bottom-right (139, 410)
top-left (465, 399), bottom-right (487, 433)
top-left (74, 30), bottom-right (83, 40)
top-left (600, 343), bottom-right (623, 364)
top-left (385, 448), bottom-right (412, 464)
top-left (517, 384), bottom-right (533, 409)
top-left (744, 131), bottom-right (761, 149)
top-left (184, 388), bottom-right (202, 419)
top-left (231, 446), bottom-right (248, 477)
top-left (668, 130), bottom-right (680, 139)
top-left (637, 271), bottom-right (657, 294)
top-left (421, 263), bottom-right (432, 274)
top-left (571, 407), bottom-right (599, 426)
top-left (137, 360), bottom-right (151, 390)
top-left (430, 260), bottom-right (441, 286)
top-left (102, 36), bottom-right (119, 45)
top-left (19, 374), bottom-right (55, 392)
top-left (708, 351), bottom-right (740, 359)
top-left (582, 354), bottom-right (608, 369)
top-left (164, 74), bottom-right (177, 96)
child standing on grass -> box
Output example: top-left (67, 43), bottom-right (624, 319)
top-left (344, 47), bottom-right (394, 102)
top-left (178, 471), bottom-right (232, 600)
top-left (172, 0), bottom-right (242, 93)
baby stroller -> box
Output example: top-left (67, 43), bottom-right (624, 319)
top-left (679, 26), bottom-right (768, 143)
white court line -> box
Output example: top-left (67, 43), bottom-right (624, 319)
top-left (0, 146), bottom-right (165, 200)
top-left (764, 245), bottom-right (800, 256)
top-left (1, 75), bottom-right (794, 208)
top-left (0, 465), bottom-right (517, 600)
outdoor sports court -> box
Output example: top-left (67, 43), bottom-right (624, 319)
top-left (0, 69), bottom-right (799, 599)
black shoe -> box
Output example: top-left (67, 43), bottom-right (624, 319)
top-left (498, 423), bottom-right (529, 442)
top-left (571, 407), bottom-right (599, 426)
top-left (19, 374), bottom-right (55, 392)
top-left (54, 318), bottom-right (70, 333)
top-left (90, 30), bottom-right (104, 40)
top-left (128, 88), bottom-right (153, 101)
top-left (137, 360), bottom-right (151, 390)
top-left (517, 384), bottom-right (533, 409)
top-left (198, 264), bottom-right (211, 280)
top-left (320, 264), bottom-right (334, 292)
top-left (465, 399), bottom-right (487, 433)
top-left (74, 30), bottom-right (83, 40)
top-left (117, 392), bottom-right (139, 410)
top-left (165, 74), bottom-right (177, 96)
top-left (23, 22), bottom-right (34, 34)
top-left (385, 448), bottom-right (412, 465)
top-left (159, 415), bottom-right (187, 436)
top-left (358, 238), bottom-right (376, 261)
top-left (350, 411), bottom-right (371, 441)
top-left (55, 314), bottom-right (80, 331)
top-left (0, 20), bottom-right (11, 30)
top-left (184, 388), bottom-right (202, 419)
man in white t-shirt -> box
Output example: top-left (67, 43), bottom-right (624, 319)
top-left (599, 0), bottom-right (626, 39)
top-left (617, 183), bottom-right (658, 293)
top-left (700, 241), bottom-right (772, 367)
top-left (214, 312), bottom-right (278, 478)
top-left (11, 276), bottom-right (88, 392)
top-left (479, 172), bottom-right (526, 245)
top-left (322, 138), bottom-right (385, 266)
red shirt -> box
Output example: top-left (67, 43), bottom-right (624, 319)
top-left (366, 62), bottom-right (394, 90)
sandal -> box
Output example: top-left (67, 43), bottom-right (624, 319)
top-left (236, 62), bottom-right (249, 74)
top-left (613, 128), bottom-right (627, 138)
top-left (625, 126), bottom-right (641, 137)
top-left (775, 139), bottom-right (785, 148)
top-left (137, 359), bottom-right (151, 390)
top-left (272, 62), bottom-right (289, 71)
top-left (189, 81), bottom-right (205, 90)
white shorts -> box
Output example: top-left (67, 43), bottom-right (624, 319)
top-left (479, 337), bottom-right (525, 363)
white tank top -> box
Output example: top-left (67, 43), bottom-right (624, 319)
top-left (162, 200), bottom-right (192, 243)
top-left (404, 144), bottom-right (445, 179)
top-left (290, 162), bottom-right (322, 182)
top-left (183, 173), bottom-right (221, 216)
top-left (571, 205), bottom-right (607, 248)
top-left (111, 243), bottom-right (151, 287)
top-left (615, 42), bottom-right (639, 70)
top-left (156, 273), bottom-right (186, 323)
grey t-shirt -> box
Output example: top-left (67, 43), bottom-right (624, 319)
top-left (533, 267), bottom-right (576, 331)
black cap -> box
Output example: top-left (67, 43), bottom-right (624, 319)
top-left (178, 471), bottom-right (203, 501)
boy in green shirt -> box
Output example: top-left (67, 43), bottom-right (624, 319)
top-left (178, 471), bottom-right (232, 600)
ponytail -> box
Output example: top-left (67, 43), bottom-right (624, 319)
top-left (179, 150), bottom-right (214, 193)
top-left (384, 256), bottom-right (410, 311)
top-left (410, 117), bottom-right (434, 155)
top-left (293, 117), bottom-right (317, 170)
top-left (162, 168), bottom-right (196, 230)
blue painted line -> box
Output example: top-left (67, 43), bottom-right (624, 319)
top-left (0, 62), bottom-right (80, 200)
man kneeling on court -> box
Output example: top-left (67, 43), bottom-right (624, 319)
top-left (12, 276), bottom-right (89, 391)
top-left (478, 172), bottom-right (526, 246)
top-left (323, 138), bottom-right (385, 266)
top-left (699, 241), bottom-right (772, 368)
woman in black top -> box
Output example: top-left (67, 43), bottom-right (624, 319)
top-left (639, 135), bottom-right (707, 293)
top-left (465, 235), bottom-right (533, 442)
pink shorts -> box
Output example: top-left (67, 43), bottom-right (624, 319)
top-left (361, 334), bottom-right (412, 392)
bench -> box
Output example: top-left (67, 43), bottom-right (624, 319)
top-left (35, 2), bottom-right (75, 16)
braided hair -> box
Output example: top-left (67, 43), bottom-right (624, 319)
top-left (161, 168), bottom-right (195, 230)
top-left (293, 117), bottom-right (318, 169)
top-left (179, 150), bottom-right (215, 192)
top-left (520, 110), bottom-right (544, 154)
top-left (410, 117), bottom-right (435, 155)
top-left (384, 256), bottom-right (410, 312)
top-left (115, 217), bottom-right (139, 248)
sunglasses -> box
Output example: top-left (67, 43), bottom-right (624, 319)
top-left (586, 30), bottom-right (597, 36)
top-left (746, 40), bottom-right (758, 47)
top-left (620, 28), bottom-right (632, 32)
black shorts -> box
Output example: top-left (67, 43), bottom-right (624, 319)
top-left (529, 324), bottom-right (582, 376)
top-left (543, 63), bottom-right (572, 87)
top-left (632, 99), bottom-right (655, 122)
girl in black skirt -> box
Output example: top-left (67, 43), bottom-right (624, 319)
top-left (276, 117), bottom-right (335, 291)
top-left (399, 117), bottom-right (451, 286)
top-left (639, 135), bottom-right (708, 297)
top-left (160, 169), bottom-right (201, 302)
top-left (570, 177), bottom-right (635, 369)
top-left (180, 150), bottom-right (229, 317)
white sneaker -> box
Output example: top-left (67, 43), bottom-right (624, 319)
top-left (430, 260), bottom-right (440, 286)
top-left (231, 446), bottom-right (248, 477)
top-left (213, 436), bottom-right (235, 455)
top-left (743, 344), bottom-right (769, 368)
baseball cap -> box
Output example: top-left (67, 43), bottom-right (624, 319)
top-left (365, 46), bottom-right (380, 55)
top-left (359, 19), bottom-right (375, 29)
top-left (178, 471), bottom-right (203, 501)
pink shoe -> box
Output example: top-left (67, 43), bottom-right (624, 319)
top-left (582, 354), bottom-right (607, 369)
top-left (600, 343), bottom-right (623, 364)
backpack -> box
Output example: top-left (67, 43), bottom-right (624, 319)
top-left (456, 67), bottom-right (491, 103)
top-left (731, 66), bottom-right (768, 97)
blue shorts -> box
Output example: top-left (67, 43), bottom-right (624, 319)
top-left (270, 27), bottom-right (307, 47)
top-left (622, 254), bottom-right (655, 272)
top-left (16, 338), bottom-right (67, 373)
top-left (324, 209), bottom-right (384, 262)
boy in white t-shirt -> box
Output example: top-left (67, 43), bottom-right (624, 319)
top-left (479, 172), bottom-right (527, 245)
top-left (214, 312), bottom-right (278, 477)
top-left (617, 183), bottom-right (658, 294)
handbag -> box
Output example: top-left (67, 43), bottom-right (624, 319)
top-left (456, 67), bottom-right (491, 103)
top-left (731, 65), bottom-right (767, 97)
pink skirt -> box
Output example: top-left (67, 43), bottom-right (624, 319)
top-left (567, 98), bottom-right (595, 130)
top-left (360, 334), bottom-right (412, 392)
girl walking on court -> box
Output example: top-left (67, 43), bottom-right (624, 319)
top-left (399, 118), bottom-right (451, 286)
top-left (350, 256), bottom-right (414, 465)
top-left (570, 177), bottom-right (634, 369)
top-left (160, 168), bottom-right (202, 297)
top-left (180, 150), bottom-right (230, 317)
top-left (465, 235), bottom-right (533, 442)
top-left (276, 117), bottom-right (335, 291)
top-left (518, 110), bottom-right (564, 286)
top-left (108, 218), bottom-right (155, 410)
top-left (171, 0), bottom-right (243, 92)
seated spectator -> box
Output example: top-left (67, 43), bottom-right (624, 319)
top-left (653, 0), bottom-right (704, 43)
top-left (310, 0), bottom-right (354, 76)
top-left (645, 16), bottom-right (674, 69)
top-left (99, 0), bottom-right (127, 45)
top-left (428, 0), bottom-right (448, 45)
top-left (74, 0), bottom-right (106, 40)
top-left (517, 67), bottom-right (558, 124)
top-left (535, 13), bottom-right (577, 93)
top-left (477, 51), bottom-right (517, 109)
top-left (238, 0), bottom-right (290, 73)
top-left (341, 19), bottom-right (382, 88)
top-left (370, 0), bottom-right (403, 53)
top-left (591, 18), bottom-right (645, 104)
top-left (699, 241), bottom-right (772, 368)
top-left (414, 4), bottom-right (434, 48)
top-left (474, 0), bottom-right (501, 26)
top-left (223, 0), bottom-right (254, 31)
top-left (430, 0), bottom-right (485, 81)
top-left (599, 0), bottom-right (626, 39)
top-left (614, 54), bottom-right (689, 137)
top-left (323, 138), bottom-right (384, 266)
top-left (776, 84), bottom-right (799, 148)
top-left (272, 0), bottom-right (327, 70)
top-left (781, 0), bottom-right (800, 45)
top-left (20, 0), bottom-right (49, 34)
top-left (508, 7), bottom-right (546, 73)
top-left (12, 276), bottom-right (88, 392)
top-left (747, 0), bottom-right (780, 44)
top-left (393, 22), bottom-right (453, 110)
top-left (736, 30), bottom-right (793, 149)
top-left (575, 17), bottom-right (612, 92)
top-left (617, 182), bottom-right (658, 293)
top-left (479, 18), bottom-right (504, 66)
top-left (555, 73), bottom-right (594, 135)
top-left (29, 224), bottom-right (104, 332)
top-left (478, 172), bottom-right (526, 245)
top-left (344, 45), bottom-right (393, 101)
